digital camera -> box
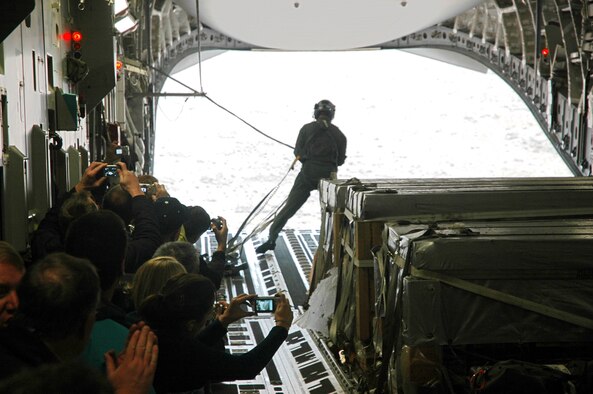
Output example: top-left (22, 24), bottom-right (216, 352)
top-left (115, 146), bottom-right (130, 156)
top-left (211, 217), bottom-right (223, 230)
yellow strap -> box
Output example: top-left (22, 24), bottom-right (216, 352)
top-left (177, 224), bottom-right (188, 242)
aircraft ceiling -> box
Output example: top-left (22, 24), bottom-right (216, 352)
top-left (174, 0), bottom-right (485, 50)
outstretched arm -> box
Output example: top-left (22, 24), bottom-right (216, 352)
top-left (75, 161), bottom-right (108, 192)
top-left (117, 162), bottom-right (162, 273)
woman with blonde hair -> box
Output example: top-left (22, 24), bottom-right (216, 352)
top-left (132, 256), bottom-right (187, 310)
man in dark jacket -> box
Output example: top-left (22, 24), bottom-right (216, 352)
top-left (29, 162), bottom-right (104, 263)
top-left (102, 162), bottom-right (162, 273)
top-left (0, 252), bottom-right (158, 392)
top-left (30, 161), bottom-right (161, 273)
top-left (0, 253), bottom-right (100, 379)
top-left (256, 99), bottom-right (347, 254)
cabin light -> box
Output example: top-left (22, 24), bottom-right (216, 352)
top-left (72, 31), bottom-right (83, 42)
top-left (114, 0), bottom-right (129, 16)
top-left (114, 14), bottom-right (138, 34)
top-left (116, 60), bottom-right (123, 70)
top-left (541, 47), bottom-right (550, 58)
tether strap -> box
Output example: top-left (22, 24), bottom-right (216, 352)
top-left (226, 165), bottom-right (292, 253)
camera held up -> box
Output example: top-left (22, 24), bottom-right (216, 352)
top-left (211, 217), bottom-right (223, 230)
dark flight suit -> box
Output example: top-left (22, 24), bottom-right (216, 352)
top-left (267, 117), bottom-right (347, 244)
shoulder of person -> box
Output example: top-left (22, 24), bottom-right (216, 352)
top-left (332, 124), bottom-right (346, 135)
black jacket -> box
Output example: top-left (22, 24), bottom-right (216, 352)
top-left (31, 191), bottom-right (161, 273)
top-left (30, 189), bottom-right (76, 264)
top-left (0, 322), bottom-right (59, 381)
top-left (152, 320), bottom-right (288, 393)
top-left (294, 119), bottom-right (347, 169)
top-left (199, 251), bottom-right (226, 289)
top-left (124, 196), bottom-right (162, 273)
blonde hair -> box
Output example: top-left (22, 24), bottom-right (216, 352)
top-left (132, 256), bottom-right (186, 309)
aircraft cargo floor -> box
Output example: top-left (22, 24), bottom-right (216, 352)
top-left (199, 230), bottom-right (348, 394)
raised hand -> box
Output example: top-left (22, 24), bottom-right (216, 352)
top-left (273, 293), bottom-right (293, 329)
top-left (75, 161), bottom-right (108, 192)
top-left (211, 216), bottom-right (229, 252)
top-left (117, 162), bottom-right (143, 197)
top-left (153, 184), bottom-right (170, 201)
top-left (105, 324), bottom-right (158, 394)
top-left (217, 293), bottom-right (256, 328)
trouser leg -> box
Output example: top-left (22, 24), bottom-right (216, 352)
top-left (268, 173), bottom-right (313, 242)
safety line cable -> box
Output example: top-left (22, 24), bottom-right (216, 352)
top-left (226, 182), bottom-right (281, 247)
top-left (203, 95), bottom-right (294, 149)
top-left (193, 0), bottom-right (286, 148)
top-left (156, 99), bottom-right (189, 122)
top-left (147, 51), bottom-right (296, 246)
top-left (147, 64), bottom-right (294, 149)
top-left (195, 0), bottom-right (204, 93)
top-left (227, 199), bottom-right (287, 255)
top-left (226, 164), bottom-right (293, 253)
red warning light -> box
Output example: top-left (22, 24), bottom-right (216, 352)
top-left (72, 31), bottom-right (83, 42)
top-left (61, 32), bottom-right (72, 41)
top-left (116, 60), bottom-right (123, 70)
top-left (541, 47), bottom-right (550, 58)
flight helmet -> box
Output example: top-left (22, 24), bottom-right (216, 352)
top-left (313, 100), bottom-right (336, 120)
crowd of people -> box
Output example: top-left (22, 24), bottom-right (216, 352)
top-left (0, 160), bottom-right (294, 394)
top-left (0, 99), bottom-right (347, 393)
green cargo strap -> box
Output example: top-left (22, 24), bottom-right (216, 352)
top-left (411, 267), bottom-right (593, 331)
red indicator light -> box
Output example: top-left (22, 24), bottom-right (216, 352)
top-left (73, 43), bottom-right (81, 51)
top-left (116, 60), bottom-right (123, 70)
top-left (61, 32), bottom-right (72, 41)
top-left (541, 47), bottom-right (550, 57)
top-left (72, 31), bottom-right (83, 42)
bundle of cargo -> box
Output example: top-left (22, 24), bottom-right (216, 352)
top-left (375, 219), bottom-right (593, 393)
top-left (320, 177), bottom-right (593, 217)
top-left (346, 177), bottom-right (593, 221)
top-left (314, 177), bottom-right (593, 380)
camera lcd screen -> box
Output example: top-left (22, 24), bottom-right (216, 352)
top-left (255, 297), bottom-right (277, 313)
top-left (104, 165), bottom-right (118, 177)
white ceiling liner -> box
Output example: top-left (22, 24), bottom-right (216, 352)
top-left (192, 0), bottom-right (486, 50)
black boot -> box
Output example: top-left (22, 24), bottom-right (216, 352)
top-left (224, 262), bottom-right (249, 276)
top-left (255, 240), bottom-right (276, 254)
